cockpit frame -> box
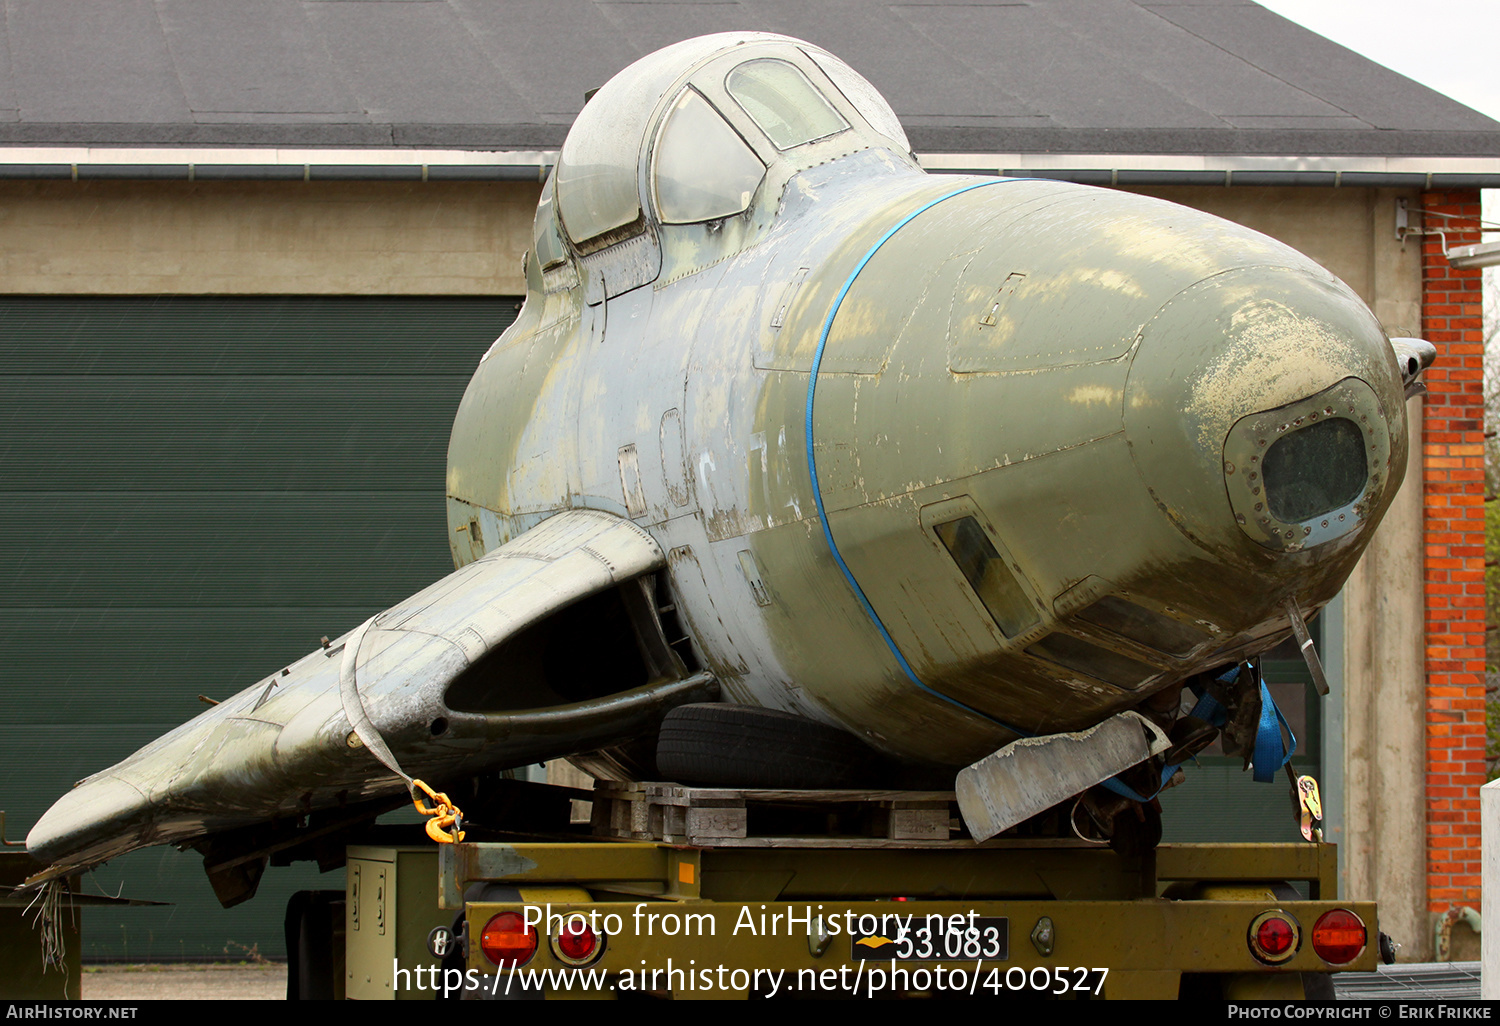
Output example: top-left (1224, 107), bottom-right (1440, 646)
top-left (537, 33), bottom-right (920, 299)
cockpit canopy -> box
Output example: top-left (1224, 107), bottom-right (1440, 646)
top-left (542, 33), bottom-right (913, 268)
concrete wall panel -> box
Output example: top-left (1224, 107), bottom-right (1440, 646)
top-left (0, 179), bottom-right (540, 295)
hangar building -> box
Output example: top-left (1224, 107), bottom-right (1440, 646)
top-left (0, 0), bottom-right (1493, 961)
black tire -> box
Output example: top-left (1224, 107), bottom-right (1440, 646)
top-left (1301, 973), bottom-right (1336, 1000)
top-left (1107, 802), bottom-right (1163, 858)
top-left (656, 703), bottom-right (876, 788)
top-left (284, 890), bottom-right (345, 1000)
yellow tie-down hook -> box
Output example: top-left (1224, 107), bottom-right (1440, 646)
top-left (411, 779), bottom-right (466, 844)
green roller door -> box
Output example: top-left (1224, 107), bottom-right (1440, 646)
top-left (0, 296), bottom-right (518, 960)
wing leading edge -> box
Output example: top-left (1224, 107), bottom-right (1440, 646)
top-left (27, 509), bottom-right (715, 887)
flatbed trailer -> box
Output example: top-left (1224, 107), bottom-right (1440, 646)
top-left (313, 781), bottom-right (1385, 1001)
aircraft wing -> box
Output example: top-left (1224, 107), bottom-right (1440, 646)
top-left (27, 509), bottom-right (715, 884)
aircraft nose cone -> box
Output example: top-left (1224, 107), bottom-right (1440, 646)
top-left (1123, 265), bottom-right (1407, 559)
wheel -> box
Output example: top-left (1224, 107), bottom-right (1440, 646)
top-left (1301, 972), bottom-right (1336, 1000)
top-left (656, 703), bottom-right (877, 788)
top-left (284, 890), bottom-right (345, 1000)
top-left (1107, 801), bottom-right (1163, 858)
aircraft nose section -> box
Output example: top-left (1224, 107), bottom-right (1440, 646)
top-left (1123, 265), bottom-right (1408, 559)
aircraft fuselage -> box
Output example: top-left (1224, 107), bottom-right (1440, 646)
top-left (446, 152), bottom-right (1404, 770)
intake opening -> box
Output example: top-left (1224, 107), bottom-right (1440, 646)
top-left (1263, 418), bottom-right (1367, 524)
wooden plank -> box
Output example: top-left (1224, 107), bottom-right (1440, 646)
top-left (684, 807), bottom-right (748, 840)
top-left (684, 837), bottom-right (1000, 849)
top-left (588, 782), bottom-right (980, 847)
top-left (593, 784), bottom-right (955, 804)
top-left (888, 806), bottom-right (950, 840)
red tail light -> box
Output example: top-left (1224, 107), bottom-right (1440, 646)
top-left (552, 914), bottom-right (605, 967)
top-left (1248, 910), bottom-right (1300, 965)
top-left (1312, 909), bottom-right (1367, 965)
top-left (479, 911), bottom-right (537, 968)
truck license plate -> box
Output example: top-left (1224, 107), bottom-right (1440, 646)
top-left (852, 915), bottom-right (1009, 961)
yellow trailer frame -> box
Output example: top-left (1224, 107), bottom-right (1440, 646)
top-left (402, 840), bottom-right (1380, 1000)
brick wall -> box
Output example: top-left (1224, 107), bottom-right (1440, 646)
top-left (1419, 190), bottom-right (1487, 917)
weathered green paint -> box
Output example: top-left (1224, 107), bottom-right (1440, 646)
top-left (444, 33), bottom-right (1410, 770)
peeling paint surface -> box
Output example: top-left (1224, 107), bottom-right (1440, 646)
top-left (25, 33), bottom-right (1420, 883)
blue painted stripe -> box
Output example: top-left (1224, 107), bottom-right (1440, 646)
top-left (803, 177), bottom-right (1032, 730)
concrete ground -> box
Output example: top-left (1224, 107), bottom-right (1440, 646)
top-left (82, 963), bottom-right (286, 1000)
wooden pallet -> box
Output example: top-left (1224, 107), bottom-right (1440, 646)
top-left (588, 781), bottom-right (967, 848)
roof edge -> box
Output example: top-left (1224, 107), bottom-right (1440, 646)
top-left (922, 153), bottom-right (1500, 188)
top-left (0, 148), bottom-right (1495, 187)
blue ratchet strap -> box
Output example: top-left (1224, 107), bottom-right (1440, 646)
top-left (1100, 669), bottom-right (1230, 802)
top-left (1102, 664), bottom-right (1295, 802)
top-left (1252, 676), bottom-right (1297, 783)
top-left (1185, 666), bottom-right (1235, 729)
top-left (1179, 664), bottom-right (1300, 781)
top-left (1099, 762), bottom-right (1176, 804)
top-left (1099, 683), bottom-right (1218, 802)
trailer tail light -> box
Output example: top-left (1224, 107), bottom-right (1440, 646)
top-left (1248, 910), bottom-right (1300, 965)
top-left (1312, 909), bottom-right (1367, 965)
top-left (480, 911), bottom-right (537, 967)
top-left (551, 914), bottom-right (605, 967)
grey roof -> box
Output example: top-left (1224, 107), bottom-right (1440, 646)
top-left (1, 0), bottom-right (1497, 158)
